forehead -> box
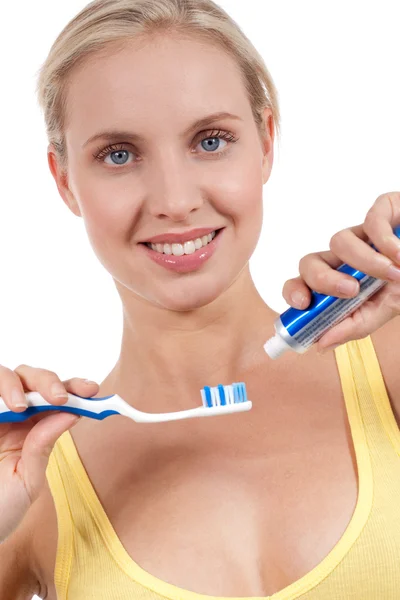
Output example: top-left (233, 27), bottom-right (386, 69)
top-left (64, 35), bottom-right (252, 141)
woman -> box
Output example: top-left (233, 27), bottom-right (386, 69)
top-left (1, 0), bottom-right (400, 598)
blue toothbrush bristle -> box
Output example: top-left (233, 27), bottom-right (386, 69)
top-left (200, 382), bottom-right (247, 407)
top-left (217, 384), bottom-right (226, 405)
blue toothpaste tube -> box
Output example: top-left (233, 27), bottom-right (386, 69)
top-left (264, 225), bottom-right (400, 359)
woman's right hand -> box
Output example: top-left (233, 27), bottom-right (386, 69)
top-left (0, 364), bottom-right (99, 543)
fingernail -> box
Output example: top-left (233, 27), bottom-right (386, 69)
top-left (11, 388), bottom-right (28, 409)
top-left (387, 264), bottom-right (400, 282)
top-left (337, 279), bottom-right (359, 295)
top-left (84, 379), bottom-right (97, 385)
top-left (51, 382), bottom-right (68, 399)
top-left (291, 291), bottom-right (306, 308)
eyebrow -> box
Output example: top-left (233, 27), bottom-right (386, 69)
top-left (82, 111), bottom-right (243, 148)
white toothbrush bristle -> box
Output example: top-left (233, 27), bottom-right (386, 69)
top-left (200, 382), bottom-right (248, 409)
top-left (226, 385), bottom-right (233, 404)
top-left (212, 387), bottom-right (218, 406)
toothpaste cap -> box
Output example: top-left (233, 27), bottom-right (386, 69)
top-left (263, 333), bottom-right (292, 359)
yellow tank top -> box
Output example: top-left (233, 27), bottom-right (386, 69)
top-left (46, 335), bottom-right (400, 599)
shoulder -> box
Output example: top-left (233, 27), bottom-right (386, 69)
top-left (369, 317), bottom-right (400, 426)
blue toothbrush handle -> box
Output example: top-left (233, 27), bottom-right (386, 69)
top-left (0, 392), bottom-right (120, 424)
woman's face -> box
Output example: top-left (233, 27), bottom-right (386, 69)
top-left (52, 34), bottom-right (274, 311)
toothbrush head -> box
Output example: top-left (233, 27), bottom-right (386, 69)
top-left (200, 382), bottom-right (251, 415)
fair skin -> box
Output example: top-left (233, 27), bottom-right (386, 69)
top-left (42, 32), bottom-right (400, 596)
top-left (49, 33), bottom-right (281, 411)
top-left (2, 31), bottom-right (400, 599)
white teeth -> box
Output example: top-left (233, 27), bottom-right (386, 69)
top-left (149, 230), bottom-right (217, 256)
top-left (171, 243), bottom-right (184, 256)
top-left (183, 240), bottom-right (196, 255)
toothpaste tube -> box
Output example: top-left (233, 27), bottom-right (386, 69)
top-left (264, 225), bottom-right (400, 359)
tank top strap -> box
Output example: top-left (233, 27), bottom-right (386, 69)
top-left (46, 429), bottom-right (110, 599)
top-left (46, 431), bottom-right (79, 599)
top-left (335, 334), bottom-right (400, 458)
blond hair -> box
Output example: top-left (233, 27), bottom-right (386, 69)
top-left (36, 0), bottom-right (281, 170)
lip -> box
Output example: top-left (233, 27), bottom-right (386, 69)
top-left (141, 227), bottom-right (221, 245)
top-left (140, 227), bottom-right (224, 273)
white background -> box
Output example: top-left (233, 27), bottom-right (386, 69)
top-left (0, 1), bottom-right (399, 597)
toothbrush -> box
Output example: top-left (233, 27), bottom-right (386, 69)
top-left (0, 382), bottom-right (251, 424)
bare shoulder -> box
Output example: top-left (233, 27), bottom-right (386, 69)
top-left (370, 317), bottom-right (400, 426)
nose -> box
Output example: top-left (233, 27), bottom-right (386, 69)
top-left (146, 149), bottom-right (204, 221)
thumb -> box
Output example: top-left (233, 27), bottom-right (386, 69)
top-left (19, 412), bottom-right (81, 502)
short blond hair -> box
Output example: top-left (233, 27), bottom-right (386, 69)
top-left (36, 0), bottom-right (281, 170)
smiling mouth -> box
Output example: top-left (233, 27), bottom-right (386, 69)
top-left (141, 228), bottom-right (223, 256)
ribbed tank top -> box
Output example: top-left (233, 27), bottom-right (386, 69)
top-left (46, 335), bottom-right (400, 599)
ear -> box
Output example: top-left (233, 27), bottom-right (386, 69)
top-left (47, 145), bottom-right (82, 217)
top-left (261, 108), bottom-right (274, 185)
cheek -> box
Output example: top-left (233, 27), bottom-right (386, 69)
top-left (216, 156), bottom-right (264, 225)
top-left (71, 172), bottom-right (141, 244)
top-left (78, 190), bottom-right (138, 277)
top-left (68, 151), bottom-right (140, 231)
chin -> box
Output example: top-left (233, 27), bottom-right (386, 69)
top-left (148, 276), bottom-right (232, 312)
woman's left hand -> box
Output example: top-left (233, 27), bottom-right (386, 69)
top-left (282, 192), bottom-right (400, 353)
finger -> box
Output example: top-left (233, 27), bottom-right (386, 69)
top-left (16, 411), bottom-right (81, 504)
top-left (284, 226), bottom-right (366, 307)
top-left (316, 286), bottom-right (396, 351)
top-left (283, 251), bottom-right (343, 308)
top-left (283, 250), bottom-right (360, 308)
top-left (27, 378), bottom-right (100, 427)
top-left (62, 377), bottom-right (100, 397)
top-left (329, 227), bottom-right (400, 282)
top-left (363, 192), bottom-right (400, 264)
top-left (282, 276), bottom-right (312, 309)
top-left (13, 366), bottom-right (98, 410)
top-left (13, 364), bottom-right (70, 407)
top-left (0, 365), bottom-right (30, 413)
top-left (296, 223), bottom-right (400, 300)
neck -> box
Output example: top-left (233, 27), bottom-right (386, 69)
top-left (101, 266), bottom-right (279, 411)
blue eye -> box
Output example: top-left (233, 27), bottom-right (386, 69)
top-left (94, 130), bottom-right (238, 167)
top-left (199, 137), bottom-right (227, 152)
top-left (105, 149), bottom-right (133, 166)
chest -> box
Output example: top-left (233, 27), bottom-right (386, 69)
top-left (101, 438), bottom-right (358, 597)
top-left (39, 359), bottom-right (362, 598)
